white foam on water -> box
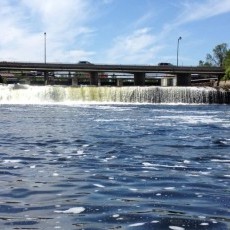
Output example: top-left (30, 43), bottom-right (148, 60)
top-left (113, 214), bottom-right (120, 218)
top-left (54, 207), bottom-right (85, 214)
top-left (198, 216), bottom-right (206, 219)
top-left (142, 162), bottom-right (154, 166)
top-left (200, 223), bottom-right (209, 226)
top-left (142, 162), bottom-right (159, 170)
top-left (76, 150), bottom-right (84, 155)
top-left (93, 184), bottom-right (105, 188)
top-left (211, 159), bottom-right (230, 163)
top-left (53, 173), bottom-right (59, 177)
top-left (128, 222), bottom-right (145, 227)
top-left (164, 187), bottom-right (175, 190)
top-left (151, 220), bottom-right (160, 223)
top-left (30, 165), bottom-right (36, 168)
top-left (183, 160), bottom-right (190, 164)
top-left (105, 156), bottom-right (116, 160)
top-left (129, 188), bottom-right (138, 191)
top-left (169, 226), bottom-right (185, 230)
top-left (3, 159), bottom-right (22, 164)
top-left (199, 171), bottom-right (211, 175)
top-left (143, 162), bottom-right (187, 169)
top-left (186, 173), bottom-right (199, 177)
top-left (210, 219), bottom-right (218, 224)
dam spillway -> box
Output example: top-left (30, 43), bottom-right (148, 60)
top-left (0, 85), bottom-right (229, 104)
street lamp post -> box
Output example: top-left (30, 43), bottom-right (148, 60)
top-left (44, 32), bottom-right (46, 64)
top-left (177, 36), bottom-right (182, 66)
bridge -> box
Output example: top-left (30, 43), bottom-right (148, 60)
top-left (0, 61), bottom-right (225, 86)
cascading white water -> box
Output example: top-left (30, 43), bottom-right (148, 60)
top-left (0, 84), bottom-right (229, 104)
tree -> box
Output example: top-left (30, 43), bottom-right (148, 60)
top-left (213, 43), bottom-right (228, 67)
top-left (223, 67), bottom-right (230, 81)
top-left (224, 50), bottom-right (230, 68)
top-left (198, 60), bottom-right (212, 67)
top-left (200, 43), bottom-right (228, 67)
top-left (223, 50), bottom-right (230, 81)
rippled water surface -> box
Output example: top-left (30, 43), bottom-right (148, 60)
top-left (0, 104), bottom-right (229, 229)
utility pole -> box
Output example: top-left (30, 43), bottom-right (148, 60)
top-left (44, 32), bottom-right (46, 64)
top-left (177, 36), bottom-right (182, 66)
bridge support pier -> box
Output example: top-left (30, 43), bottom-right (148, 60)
top-left (176, 74), bottom-right (191, 86)
top-left (72, 76), bottom-right (79, 86)
top-left (98, 78), bottom-right (101, 86)
top-left (90, 72), bottom-right (99, 86)
top-left (44, 71), bottom-right (49, 85)
top-left (161, 77), bottom-right (177, 86)
top-left (116, 79), bottom-right (123, 86)
top-left (134, 72), bottom-right (145, 86)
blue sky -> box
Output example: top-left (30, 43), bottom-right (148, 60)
top-left (0, 0), bottom-right (230, 65)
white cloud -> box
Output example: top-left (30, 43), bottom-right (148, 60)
top-left (176, 0), bottom-right (230, 25)
top-left (106, 28), bottom-right (162, 64)
top-left (0, 0), bottom-right (94, 62)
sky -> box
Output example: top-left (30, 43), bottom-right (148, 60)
top-left (0, 0), bottom-right (230, 66)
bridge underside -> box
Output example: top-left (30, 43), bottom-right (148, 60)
top-left (176, 74), bottom-right (191, 86)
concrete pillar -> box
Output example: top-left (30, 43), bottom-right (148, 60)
top-left (161, 78), bottom-right (168, 86)
top-left (176, 74), bottom-right (191, 86)
top-left (116, 79), bottom-right (123, 86)
top-left (98, 78), bottom-right (101, 86)
top-left (72, 76), bottom-right (79, 86)
top-left (134, 72), bottom-right (145, 86)
top-left (44, 71), bottom-right (49, 85)
top-left (90, 72), bottom-right (98, 85)
top-left (173, 77), bottom-right (177, 86)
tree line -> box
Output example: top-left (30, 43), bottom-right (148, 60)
top-left (199, 43), bottom-right (230, 81)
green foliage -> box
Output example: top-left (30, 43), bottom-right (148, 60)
top-left (223, 67), bottom-right (230, 81)
top-left (199, 43), bottom-right (230, 82)
top-left (200, 43), bottom-right (228, 67)
top-left (212, 43), bottom-right (228, 67)
top-left (224, 50), bottom-right (230, 68)
top-left (223, 50), bottom-right (230, 81)
top-left (198, 60), bottom-right (212, 67)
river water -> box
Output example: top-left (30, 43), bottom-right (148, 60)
top-left (0, 86), bottom-right (230, 229)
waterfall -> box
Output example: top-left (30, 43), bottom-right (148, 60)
top-left (0, 84), bottom-right (229, 104)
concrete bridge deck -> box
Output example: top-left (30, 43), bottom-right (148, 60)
top-left (0, 61), bottom-right (225, 86)
top-left (0, 61), bottom-right (224, 74)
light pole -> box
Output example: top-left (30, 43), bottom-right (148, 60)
top-left (177, 36), bottom-right (182, 66)
top-left (44, 32), bottom-right (46, 64)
